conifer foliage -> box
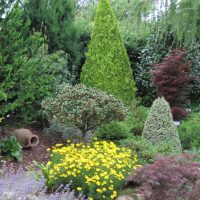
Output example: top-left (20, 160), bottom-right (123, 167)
top-left (80, 0), bottom-right (136, 104)
top-left (23, 0), bottom-right (81, 83)
top-left (0, 7), bottom-right (68, 123)
top-left (142, 97), bottom-right (182, 152)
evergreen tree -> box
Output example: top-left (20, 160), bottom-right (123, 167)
top-left (23, 0), bottom-right (81, 82)
top-left (80, 0), bottom-right (136, 104)
top-left (142, 97), bottom-right (182, 152)
top-left (0, 7), bottom-right (68, 123)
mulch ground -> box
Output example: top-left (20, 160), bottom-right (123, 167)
top-left (1, 127), bottom-right (64, 170)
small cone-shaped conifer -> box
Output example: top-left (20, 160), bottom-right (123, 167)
top-left (80, 0), bottom-right (136, 104)
top-left (142, 97), bottom-right (182, 152)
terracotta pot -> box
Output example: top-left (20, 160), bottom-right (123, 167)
top-left (12, 129), bottom-right (39, 148)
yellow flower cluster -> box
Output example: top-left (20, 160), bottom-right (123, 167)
top-left (44, 141), bottom-right (140, 200)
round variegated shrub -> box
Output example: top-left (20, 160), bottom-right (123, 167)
top-left (42, 84), bottom-right (126, 138)
top-left (142, 97), bottom-right (182, 152)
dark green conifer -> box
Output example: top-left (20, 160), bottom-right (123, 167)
top-left (24, 0), bottom-right (81, 82)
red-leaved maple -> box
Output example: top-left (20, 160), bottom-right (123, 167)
top-left (151, 49), bottom-right (195, 120)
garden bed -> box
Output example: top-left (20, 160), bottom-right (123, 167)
top-left (1, 128), bottom-right (64, 170)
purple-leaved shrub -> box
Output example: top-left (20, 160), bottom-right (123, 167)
top-left (126, 154), bottom-right (200, 200)
top-left (0, 162), bottom-right (85, 200)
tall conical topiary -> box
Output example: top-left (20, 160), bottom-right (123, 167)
top-left (142, 97), bottom-right (182, 152)
top-left (80, 0), bottom-right (136, 104)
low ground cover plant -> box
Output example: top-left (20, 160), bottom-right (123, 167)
top-left (0, 162), bottom-right (79, 200)
top-left (95, 121), bottom-right (131, 143)
top-left (0, 135), bottom-right (22, 161)
top-left (119, 136), bottom-right (179, 164)
top-left (126, 154), bottom-right (200, 200)
top-left (41, 141), bottom-right (140, 200)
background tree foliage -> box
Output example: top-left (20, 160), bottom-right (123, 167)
top-left (0, 0), bottom-right (15, 19)
top-left (76, 0), bottom-right (200, 105)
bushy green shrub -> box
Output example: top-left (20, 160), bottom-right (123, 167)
top-left (95, 121), bottom-right (131, 143)
top-left (42, 84), bottom-right (126, 139)
top-left (178, 112), bottom-right (200, 150)
top-left (142, 97), bottom-right (182, 152)
top-left (189, 104), bottom-right (200, 113)
top-left (0, 136), bottom-right (22, 161)
top-left (95, 105), bottom-right (149, 143)
top-left (0, 8), bottom-right (68, 123)
top-left (129, 106), bottom-right (149, 136)
top-left (119, 136), bottom-right (178, 164)
top-left (80, 0), bottom-right (136, 104)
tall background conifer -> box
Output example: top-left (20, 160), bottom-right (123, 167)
top-left (81, 0), bottom-right (136, 104)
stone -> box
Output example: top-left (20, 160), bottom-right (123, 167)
top-left (116, 194), bottom-right (144, 200)
top-left (0, 191), bottom-right (22, 200)
top-left (116, 195), bottom-right (134, 200)
top-left (25, 194), bottom-right (40, 200)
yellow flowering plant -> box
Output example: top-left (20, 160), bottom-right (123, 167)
top-left (42, 141), bottom-right (140, 200)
